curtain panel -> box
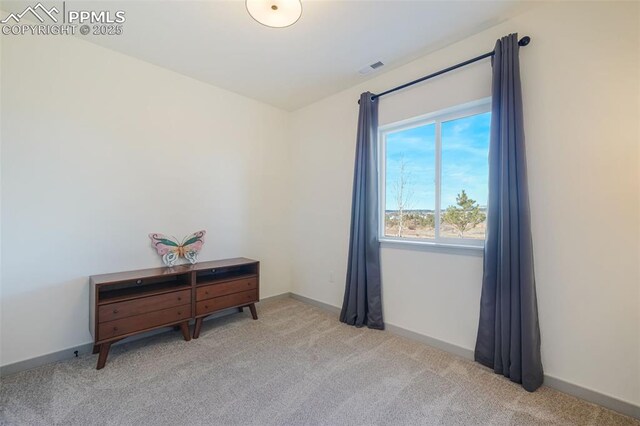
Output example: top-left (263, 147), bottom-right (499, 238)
top-left (475, 34), bottom-right (544, 392)
top-left (340, 92), bottom-right (384, 330)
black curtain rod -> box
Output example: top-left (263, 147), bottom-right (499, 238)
top-left (359, 36), bottom-right (531, 103)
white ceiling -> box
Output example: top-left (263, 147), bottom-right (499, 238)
top-left (2, 1), bottom-right (536, 110)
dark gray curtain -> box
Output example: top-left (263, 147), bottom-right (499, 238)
top-left (475, 34), bottom-right (543, 392)
top-left (339, 92), bottom-right (384, 330)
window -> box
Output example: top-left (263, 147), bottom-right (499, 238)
top-left (380, 99), bottom-right (490, 248)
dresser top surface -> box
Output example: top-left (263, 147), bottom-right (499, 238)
top-left (90, 257), bottom-right (258, 285)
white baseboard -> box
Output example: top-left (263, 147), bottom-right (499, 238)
top-left (0, 293), bottom-right (290, 377)
top-left (290, 293), bottom-right (474, 360)
top-left (290, 293), bottom-right (341, 314)
top-left (2, 291), bottom-right (638, 420)
top-left (289, 292), bottom-right (640, 420)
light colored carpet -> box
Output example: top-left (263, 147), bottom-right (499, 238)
top-left (1, 297), bottom-right (637, 426)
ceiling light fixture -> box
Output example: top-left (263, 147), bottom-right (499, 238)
top-left (246, 0), bottom-right (302, 28)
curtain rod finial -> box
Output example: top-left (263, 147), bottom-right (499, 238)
top-left (357, 95), bottom-right (378, 105)
top-left (518, 36), bottom-right (531, 46)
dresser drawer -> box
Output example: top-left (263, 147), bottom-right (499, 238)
top-left (98, 289), bottom-right (191, 322)
top-left (196, 277), bottom-right (257, 301)
top-left (98, 304), bottom-right (190, 341)
top-left (196, 289), bottom-right (258, 316)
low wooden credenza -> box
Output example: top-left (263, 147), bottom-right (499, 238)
top-left (90, 257), bottom-right (259, 369)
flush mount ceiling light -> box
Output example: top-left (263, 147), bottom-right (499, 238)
top-left (246, 0), bottom-right (302, 28)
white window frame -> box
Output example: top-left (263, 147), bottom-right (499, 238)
top-left (378, 98), bottom-right (491, 251)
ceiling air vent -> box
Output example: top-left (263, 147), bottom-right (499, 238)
top-left (359, 61), bottom-right (385, 75)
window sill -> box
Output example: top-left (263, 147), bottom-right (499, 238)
top-left (379, 238), bottom-right (484, 257)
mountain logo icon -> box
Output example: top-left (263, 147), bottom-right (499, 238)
top-left (1, 3), bottom-right (60, 24)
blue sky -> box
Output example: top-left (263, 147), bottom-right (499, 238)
top-left (385, 112), bottom-right (490, 211)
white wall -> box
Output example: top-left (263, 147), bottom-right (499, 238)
top-left (1, 0), bottom-right (638, 411)
top-left (0, 34), bottom-right (291, 366)
top-left (289, 1), bottom-right (640, 407)
top-left (0, 24), bottom-right (3, 367)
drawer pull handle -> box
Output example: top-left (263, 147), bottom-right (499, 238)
top-left (177, 297), bottom-right (182, 301)
top-left (136, 279), bottom-right (142, 284)
top-left (211, 269), bottom-right (216, 273)
top-left (113, 327), bottom-right (118, 331)
top-left (178, 311), bottom-right (182, 315)
top-left (204, 305), bottom-right (208, 309)
top-left (113, 309), bottom-right (119, 314)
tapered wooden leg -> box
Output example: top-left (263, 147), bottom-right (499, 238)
top-left (193, 318), bottom-right (203, 339)
top-left (180, 321), bottom-right (191, 341)
top-left (96, 342), bottom-right (112, 370)
top-left (249, 303), bottom-right (258, 320)
top-left (92, 344), bottom-right (100, 355)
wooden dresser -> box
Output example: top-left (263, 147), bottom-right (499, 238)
top-left (90, 257), bottom-right (259, 369)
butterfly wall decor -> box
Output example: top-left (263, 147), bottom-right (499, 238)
top-left (149, 230), bottom-right (206, 267)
